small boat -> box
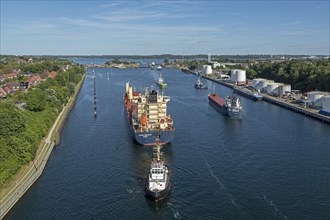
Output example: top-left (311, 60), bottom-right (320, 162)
top-left (157, 65), bottom-right (162, 70)
top-left (195, 76), bottom-right (208, 89)
top-left (157, 73), bottom-right (167, 89)
top-left (145, 145), bottom-right (171, 201)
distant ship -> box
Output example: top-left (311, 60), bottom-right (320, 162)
top-left (123, 82), bottom-right (175, 145)
top-left (157, 73), bottom-right (167, 89)
top-left (208, 93), bottom-right (243, 119)
top-left (233, 86), bottom-right (263, 101)
top-left (145, 144), bottom-right (171, 201)
top-left (195, 76), bottom-right (208, 89)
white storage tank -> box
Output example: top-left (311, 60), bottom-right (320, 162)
top-left (236, 69), bottom-right (246, 84)
top-left (307, 91), bottom-right (325, 102)
top-left (230, 70), bottom-right (237, 82)
top-left (203, 65), bottom-right (212, 74)
top-left (278, 84), bottom-right (291, 96)
top-left (253, 78), bottom-right (265, 88)
top-left (266, 83), bottom-right (279, 95)
top-left (321, 95), bottom-right (330, 112)
top-left (260, 80), bottom-right (273, 92)
top-left (308, 91), bottom-right (326, 108)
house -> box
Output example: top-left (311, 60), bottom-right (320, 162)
top-left (26, 75), bottom-right (42, 85)
top-left (0, 87), bottom-right (7, 98)
top-left (20, 82), bottom-right (29, 90)
top-left (4, 73), bottom-right (18, 79)
top-left (0, 75), bottom-right (5, 82)
top-left (2, 86), bottom-right (13, 95)
top-left (47, 71), bottom-right (57, 79)
top-left (6, 82), bottom-right (20, 90)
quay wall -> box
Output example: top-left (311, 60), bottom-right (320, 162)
top-left (181, 68), bottom-right (330, 124)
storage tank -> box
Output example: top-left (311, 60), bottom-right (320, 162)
top-left (230, 70), bottom-right (237, 82)
top-left (319, 95), bottom-right (330, 115)
top-left (308, 91), bottom-right (326, 108)
top-left (203, 65), bottom-right (212, 74)
top-left (278, 84), bottom-right (291, 96)
top-left (236, 70), bottom-right (246, 84)
top-left (253, 78), bottom-right (265, 88)
top-left (260, 80), bottom-right (273, 92)
top-left (266, 83), bottom-right (279, 95)
top-left (307, 91), bottom-right (325, 102)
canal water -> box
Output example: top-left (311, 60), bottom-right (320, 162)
top-left (5, 64), bottom-right (330, 220)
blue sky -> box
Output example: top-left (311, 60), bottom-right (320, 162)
top-left (1, 0), bottom-right (329, 55)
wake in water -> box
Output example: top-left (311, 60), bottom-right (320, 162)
top-left (204, 160), bottom-right (225, 189)
top-left (263, 195), bottom-right (288, 219)
top-left (168, 202), bottom-right (182, 219)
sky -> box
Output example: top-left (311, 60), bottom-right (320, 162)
top-left (0, 0), bottom-right (329, 55)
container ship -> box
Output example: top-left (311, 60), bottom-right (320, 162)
top-left (233, 86), bottom-right (263, 101)
top-left (208, 93), bottom-right (243, 119)
top-left (124, 82), bottom-right (175, 145)
top-left (145, 144), bottom-right (171, 201)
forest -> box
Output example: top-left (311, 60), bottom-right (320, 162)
top-left (246, 59), bottom-right (330, 92)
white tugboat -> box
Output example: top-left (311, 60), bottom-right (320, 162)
top-left (145, 144), bottom-right (171, 201)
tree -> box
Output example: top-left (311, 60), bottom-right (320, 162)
top-left (0, 101), bottom-right (26, 136)
top-left (25, 89), bottom-right (48, 111)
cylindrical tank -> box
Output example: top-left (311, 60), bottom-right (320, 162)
top-left (266, 83), bottom-right (279, 95)
top-left (260, 80), bottom-right (271, 91)
top-left (230, 70), bottom-right (237, 82)
top-left (321, 95), bottom-right (330, 112)
top-left (203, 65), bottom-right (212, 74)
top-left (307, 91), bottom-right (325, 102)
top-left (277, 84), bottom-right (291, 96)
top-left (253, 78), bottom-right (265, 88)
top-left (236, 70), bottom-right (246, 83)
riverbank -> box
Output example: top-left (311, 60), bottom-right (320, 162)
top-left (181, 68), bottom-right (330, 124)
top-left (0, 73), bottom-right (86, 219)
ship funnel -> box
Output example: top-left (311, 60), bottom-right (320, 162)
top-left (129, 86), bottom-right (133, 100)
top-left (126, 82), bottom-right (129, 94)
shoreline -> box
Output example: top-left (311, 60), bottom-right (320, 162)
top-left (0, 73), bottom-right (86, 219)
top-left (181, 68), bottom-right (330, 124)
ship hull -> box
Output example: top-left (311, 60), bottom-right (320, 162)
top-left (157, 82), bottom-right (167, 89)
top-left (130, 126), bottom-right (175, 146)
top-left (208, 97), bottom-right (228, 116)
top-left (208, 94), bottom-right (243, 119)
top-left (124, 105), bottom-right (174, 145)
top-left (195, 84), bottom-right (208, 89)
top-left (145, 178), bottom-right (171, 201)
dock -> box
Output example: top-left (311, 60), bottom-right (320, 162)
top-left (181, 68), bottom-right (330, 124)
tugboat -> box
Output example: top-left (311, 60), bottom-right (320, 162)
top-left (145, 144), bottom-right (171, 201)
top-left (195, 76), bottom-right (208, 89)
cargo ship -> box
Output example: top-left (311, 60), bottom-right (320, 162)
top-left (195, 76), bottom-right (208, 89)
top-left (233, 86), bottom-right (263, 101)
top-left (208, 93), bottom-right (243, 119)
top-left (124, 82), bottom-right (175, 145)
top-left (145, 144), bottom-right (171, 201)
top-left (156, 73), bottom-right (167, 89)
